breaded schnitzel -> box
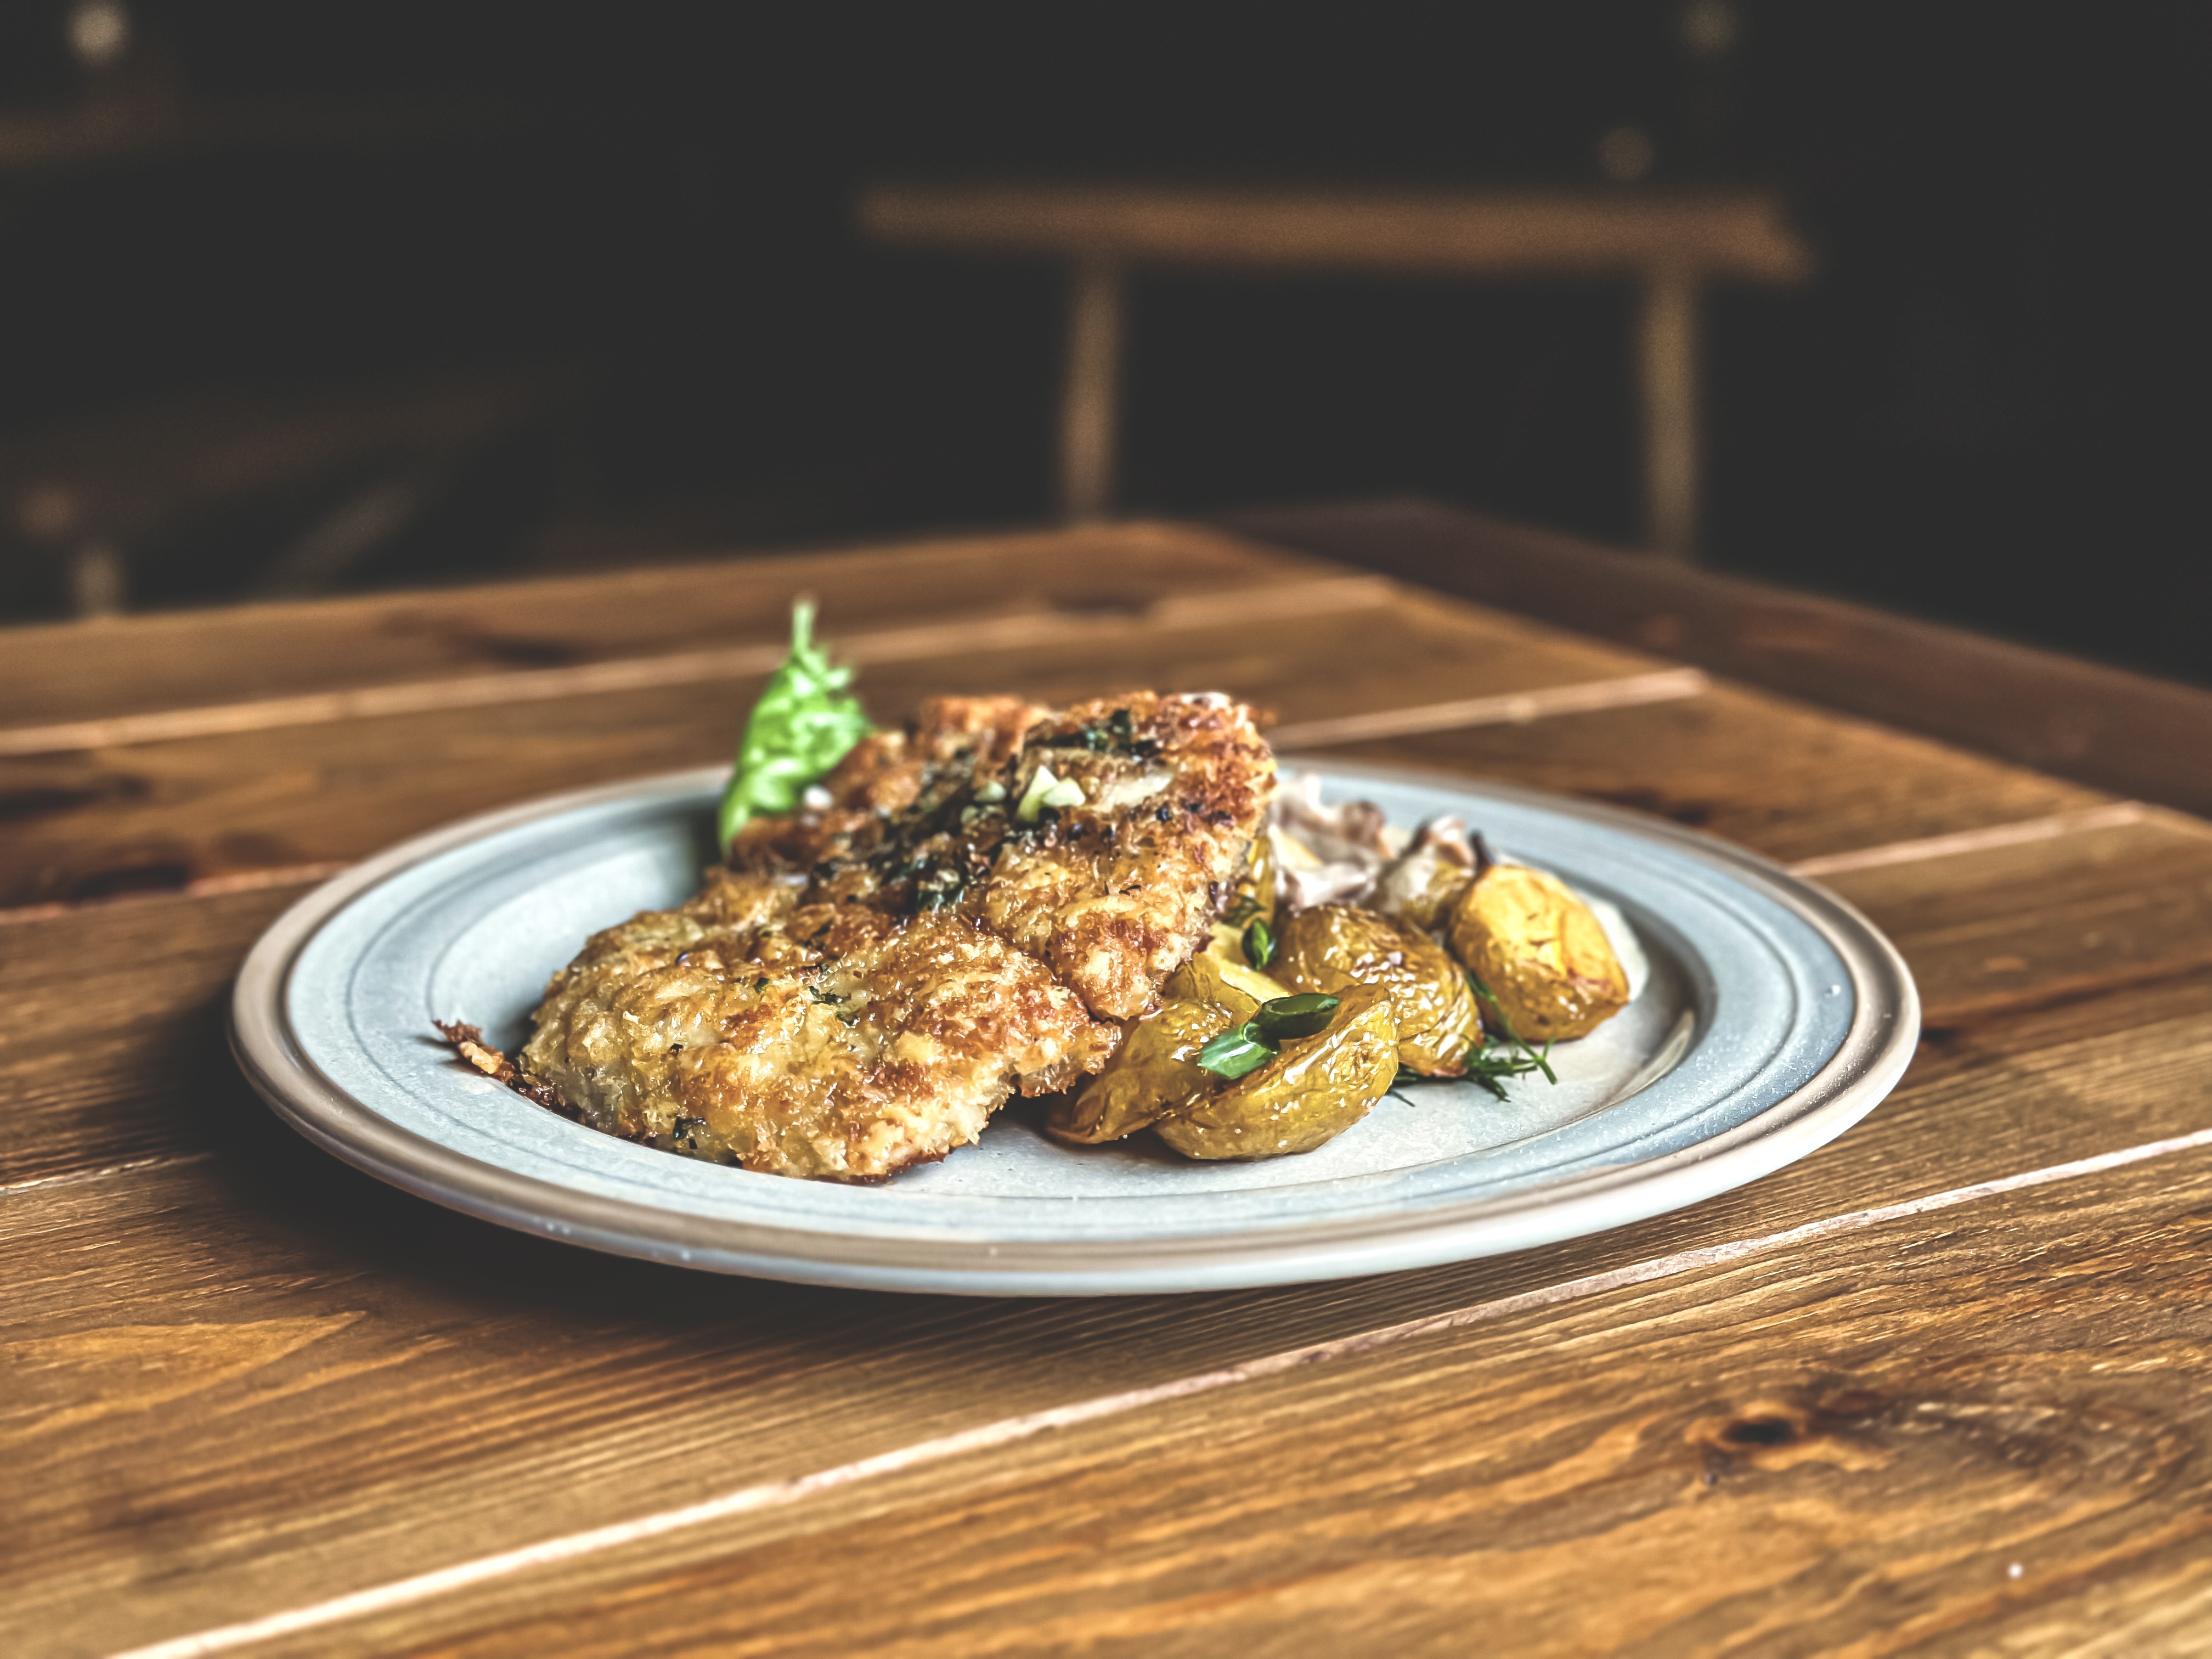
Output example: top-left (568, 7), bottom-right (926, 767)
top-left (461, 692), bottom-right (1275, 1181)
top-left (733, 691), bottom-right (1276, 1020)
top-left (501, 871), bottom-right (1115, 1181)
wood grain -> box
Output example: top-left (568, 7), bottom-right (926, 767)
top-left (0, 885), bottom-right (301, 1188)
top-left (1322, 678), bottom-right (2111, 868)
top-left (9, 973), bottom-right (2212, 1657)
top-left (0, 523), bottom-right (1323, 731)
top-left (0, 573), bottom-right (1402, 761)
top-left (345, 1147), bottom-right (2212, 1659)
top-left (0, 590), bottom-right (1649, 905)
top-left (9, 520), bottom-right (2212, 1655)
top-left (1230, 498), bottom-right (2212, 819)
top-left (1821, 810), bottom-right (2212, 1024)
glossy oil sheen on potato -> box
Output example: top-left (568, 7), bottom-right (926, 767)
top-left (1273, 904), bottom-right (1483, 1076)
top-left (1447, 864), bottom-right (1630, 1042)
top-left (1154, 981), bottom-right (1400, 1160)
top-left (1047, 997), bottom-right (1248, 1145)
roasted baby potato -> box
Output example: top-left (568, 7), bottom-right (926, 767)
top-left (1047, 996), bottom-right (1248, 1144)
top-left (1447, 864), bottom-right (1629, 1041)
top-left (1054, 923), bottom-right (1297, 1146)
top-left (1154, 982), bottom-right (1398, 1160)
top-left (1273, 904), bottom-right (1482, 1076)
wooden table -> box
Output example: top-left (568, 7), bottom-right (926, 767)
top-left (860, 185), bottom-right (1811, 555)
top-left (8, 517), bottom-right (2212, 1656)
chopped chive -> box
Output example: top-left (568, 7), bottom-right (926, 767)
top-left (1196, 1027), bottom-right (1275, 1080)
top-left (1254, 992), bottom-right (1338, 1043)
top-left (1242, 915), bottom-right (1276, 968)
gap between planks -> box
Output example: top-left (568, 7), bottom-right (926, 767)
top-left (0, 575), bottom-right (1396, 758)
top-left (0, 672), bottom-right (1707, 926)
top-left (107, 1123), bottom-right (2212, 1659)
top-left (0, 796), bottom-right (2149, 933)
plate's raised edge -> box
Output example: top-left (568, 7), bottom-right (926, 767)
top-left (229, 763), bottom-right (1920, 1296)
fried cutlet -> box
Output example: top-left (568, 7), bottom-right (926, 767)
top-left (503, 871), bottom-right (1116, 1181)
top-left (465, 691), bottom-right (1275, 1182)
top-left (732, 691), bottom-right (1276, 1019)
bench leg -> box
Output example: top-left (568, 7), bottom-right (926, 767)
top-left (67, 539), bottom-right (128, 616)
top-left (1059, 259), bottom-right (1126, 522)
top-left (1638, 268), bottom-right (1701, 561)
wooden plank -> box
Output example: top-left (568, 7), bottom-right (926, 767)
top-left (0, 885), bottom-right (297, 1189)
top-left (0, 592), bottom-right (1655, 906)
top-left (0, 571), bottom-right (1401, 762)
top-left (9, 974), bottom-right (2212, 1657)
top-left (859, 184), bottom-right (1813, 280)
top-left (1227, 499), bottom-right (2212, 819)
top-left (0, 523), bottom-right (1325, 731)
top-left (1312, 678), bottom-right (2111, 868)
top-left (0, 586), bottom-right (2134, 908)
top-left (1821, 812), bottom-right (2212, 1024)
top-left (327, 1147), bottom-right (2212, 1658)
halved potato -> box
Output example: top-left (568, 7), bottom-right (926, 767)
top-left (1446, 864), bottom-right (1629, 1042)
top-left (1047, 997), bottom-right (1247, 1144)
top-left (1154, 982), bottom-right (1398, 1160)
top-left (1273, 904), bottom-right (1482, 1076)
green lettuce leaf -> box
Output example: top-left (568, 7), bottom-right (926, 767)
top-left (715, 599), bottom-right (873, 857)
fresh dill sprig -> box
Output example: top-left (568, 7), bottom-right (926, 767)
top-left (1459, 1040), bottom-right (1558, 1101)
top-left (1462, 973), bottom-right (1558, 1099)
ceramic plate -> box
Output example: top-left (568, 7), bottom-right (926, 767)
top-left (230, 762), bottom-right (1917, 1295)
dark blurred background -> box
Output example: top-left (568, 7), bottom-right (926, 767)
top-left (1, 2), bottom-right (2204, 681)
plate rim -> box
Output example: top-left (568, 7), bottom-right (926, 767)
top-left (230, 759), bottom-right (1920, 1295)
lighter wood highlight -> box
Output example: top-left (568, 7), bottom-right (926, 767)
top-left (109, 1126), bottom-right (2212, 1659)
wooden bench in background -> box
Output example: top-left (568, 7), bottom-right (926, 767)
top-left (860, 184), bottom-right (1812, 557)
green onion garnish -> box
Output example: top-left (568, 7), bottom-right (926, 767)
top-left (1016, 764), bottom-right (1086, 823)
top-left (1195, 1029), bottom-right (1276, 1081)
top-left (1253, 992), bottom-right (1339, 1042)
top-left (1195, 992), bottom-right (1341, 1079)
top-left (1241, 915), bottom-right (1275, 967)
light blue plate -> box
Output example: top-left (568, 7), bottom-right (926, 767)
top-left (230, 762), bottom-right (1917, 1295)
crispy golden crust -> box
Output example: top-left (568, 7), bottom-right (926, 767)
top-left (726, 695), bottom-right (1049, 887)
top-left (515, 873), bottom-right (1116, 1182)
top-left (490, 692), bottom-right (1272, 1183)
top-left (730, 691), bottom-right (1276, 1020)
